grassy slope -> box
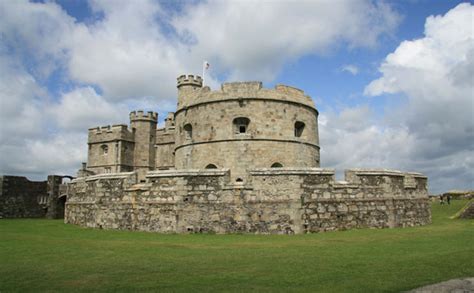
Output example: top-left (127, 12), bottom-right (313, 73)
top-left (0, 200), bottom-right (472, 292)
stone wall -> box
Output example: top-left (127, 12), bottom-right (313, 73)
top-left (155, 127), bottom-right (175, 170)
top-left (65, 168), bottom-right (431, 233)
top-left (0, 175), bottom-right (70, 219)
top-left (0, 176), bottom-right (48, 218)
top-left (174, 84), bottom-right (320, 181)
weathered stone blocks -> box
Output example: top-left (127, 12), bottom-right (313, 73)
top-left (65, 168), bottom-right (431, 234)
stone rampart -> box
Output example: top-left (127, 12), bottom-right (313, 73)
top-left (65, 168), bottom-right (431, 233)
top-left (0, 176), bottom-right (47, 218)
top-left (0, 175), bottom-right (68, 219)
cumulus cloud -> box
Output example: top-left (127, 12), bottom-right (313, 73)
top-left (320, 106), bottom-right (414, 169)
top-left (0, 0), bottom-right (75, 77)
top-left (359, 3), bottom-right (474, 193)
top-left (51, 87), bottom-right (128, 131)
top-left (0, 55), bottom-right (46, 142)
top-left (0, 132), bottom-right (87, 178)
top-left (173, 0), bottom-right (400, 81)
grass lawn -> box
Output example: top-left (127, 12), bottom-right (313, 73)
top-left (1, 200), bottom-right (473, 292)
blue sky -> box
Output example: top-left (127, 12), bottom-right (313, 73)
top-left (0, 0), bottom-right (472, 194)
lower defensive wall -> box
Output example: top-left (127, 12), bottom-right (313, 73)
top-left (64, 168), bottom-right (431, 234)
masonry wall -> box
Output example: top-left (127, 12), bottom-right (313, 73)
top-left (65, 168), bottom-right (431, 234)
top-left (155, 127), bottom-right (175, 170)
top-left (174, 84), bottom-right (320, 181)
top-left (0, 176), bottom-right (48, 218)
top-left (87, 125), bottom-right (135, 173)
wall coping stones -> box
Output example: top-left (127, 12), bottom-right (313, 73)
top-left (305, 198), bottom-right (428, 203)
top-left (346, 169), bottom-right (427, 178)
top-left (77, 172), bottom-right (136, 182)
top-left (249, 168), bottom-right (335, 176)
top-left (146, 169), bottom-right (230, 178)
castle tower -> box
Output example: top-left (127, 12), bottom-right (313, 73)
top-left (87, 124), bottom-right (135, 174)
top-left (164, 112), bottom-right (175, 130)
top-left (177, 74), bottom-right (202, 108)
top-left (130, 111), bottom-right (158, 180)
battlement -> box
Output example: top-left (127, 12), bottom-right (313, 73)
top-left (221, 81), bottom-right (263, 93)
top-left (275, 84), bottom-right (305, 96)
top-left (129, 110), bottom-right (158, 122)
top-left (177, 74), bottom-right (203, 88)
top-left (175, 80), bottom-right (315, 110)
top-left (88, 124), bottom-right (130, 135)
top-left (88, 124), bottom-right (134, 143)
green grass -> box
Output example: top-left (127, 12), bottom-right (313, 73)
top-left (1, 201), bottom-right (472, 292)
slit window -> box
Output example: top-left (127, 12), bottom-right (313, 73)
top-left (295, 121), bottom-right (305, 137)
top-left (233, 117), bottom-right (250, 134)
top-left (183, 124), bottom-right (193, 139)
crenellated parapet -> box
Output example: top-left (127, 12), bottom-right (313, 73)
top-left (249, 168), bottom-right (428, 199)
top-left (177, 74), bottom-right (203, 88)
top-left (177, 80), bottom-right (315, 111)
top-left (65, 167), bottom-right (430, 233)
top-left (129, 110), bottom-right (158, 123)
top-left (88, 124), bottom-right (134, 144)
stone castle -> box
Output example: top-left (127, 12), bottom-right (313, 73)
top-left (65, 75), bottom-right (431, 234)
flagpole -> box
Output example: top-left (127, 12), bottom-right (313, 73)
top-left (202, 61), bottom-right (205, 86)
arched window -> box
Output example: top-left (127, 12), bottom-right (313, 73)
top-left (295, 121), bottom-right (305, 137)
top-left (236, 178), bottom-right (243, 182)
top-left (183, 124), bottom-right (192, 139)
top-left (271, 162), bottom-right (283, 168)
top-left (233, 117), bottom-right (250, 134)
top-left (101, 144), bottom-right (108, 155)
top-left (205, 164), bottom-right (218, 169)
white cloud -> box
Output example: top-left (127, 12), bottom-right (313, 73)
top-left (0, 0), bottom-right (75, 78)
top-left (0, 55), bottom-right (46, 142)
top-left (358, 3), bottom-right (474, 193)
top-left (320, 107), bottom-right (415, 170)
top-left (0, 0), bottom-right (401, 99)
top-left (51, 87), bottom-right (128, 131)
top-left (0, 133), bottom-right (87, 179)
top-left (173, 0), bottom-right (400, 81)
top-left (341, 65), bottom-right (359, 75)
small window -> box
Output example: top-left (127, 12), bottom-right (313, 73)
top-left (236, 178), bottom-right (243, 182)
top-left (295, 121), bottom-right (305, 137)
top-left (205, 164), bottom-right (218, 169)
top-left (271, 162), bottom-right (283, 168)
top-left (101, 144), bottom-right (108, 155)
top-left (233, 117), bottom-right (250, 134)
top-left (183, 124), bottom-right (192, 139)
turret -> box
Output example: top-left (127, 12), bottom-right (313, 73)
top-left (130, 111), bottom-right (158, 180)
top-left (165, 112), bottom-right (175, 130)
top-left (177, 74), bottom-right (203, 109)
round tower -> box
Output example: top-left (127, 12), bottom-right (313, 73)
top-left (130, 110), bottom-right (158, 180)
top-left (177, 74), bottom-right (203, 109)
top-left (173, 82), bottom-right (320, 182)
